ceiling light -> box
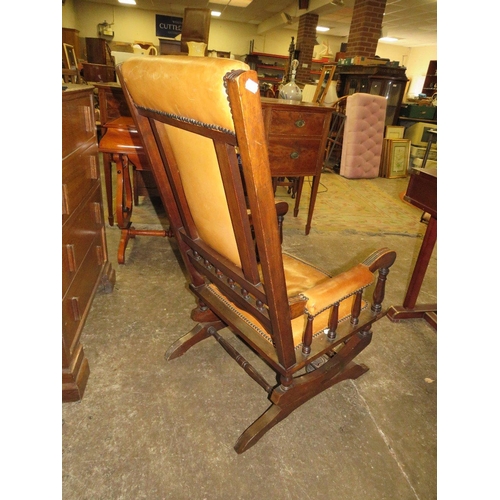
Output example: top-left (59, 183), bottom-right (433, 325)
top-left (316, 26), bottom-right (330, 32)
top-left (118, 0), bottom-right (136, 4)
top-left (379, 37), bottom-right (398, 42)
top-left (211, 0), bottom-right (253, 6)
top-left (211, 11), bottom-right (222, 17)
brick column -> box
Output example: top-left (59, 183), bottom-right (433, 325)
top-left (345, 0), bottom-right (387, 57)
top-left (295, 13), bottom-right (318, 83)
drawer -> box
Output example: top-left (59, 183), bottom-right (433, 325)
top-left (62, 91), bottom-right (96, 159)
top-left (267, 138), bottom-right (321, 176)
top-left (62, 231), bottom-right (104, 360)
top-left (268, 109), bottom-right (326, 137)
top-left (63, 184), bottom-right (105, 296)
top-left (62, 144), bottom-right (100, 223)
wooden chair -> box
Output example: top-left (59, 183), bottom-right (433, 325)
top-left (117, 56), bottom-right (396, 453)
top-left (95, 83), bottom-right (172, 264)
top-left (324, 96), bottom-right (348, 171)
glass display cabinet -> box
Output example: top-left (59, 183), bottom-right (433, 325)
top-left (334, 65), bottom-right (408, 125)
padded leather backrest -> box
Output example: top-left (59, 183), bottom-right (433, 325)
top-left (340, 93), bottom-right (387, 179)
top-left (120, 56), bottom-right (250, 267)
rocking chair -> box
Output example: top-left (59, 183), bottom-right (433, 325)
top-left (117, 56), bottom-right (396, 453)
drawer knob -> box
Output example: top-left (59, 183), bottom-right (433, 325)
top-left (294, 119), bottom-right (305, 128)
top-left (290, 152), bottom-right (299, 160)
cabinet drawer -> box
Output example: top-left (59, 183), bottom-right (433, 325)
top-left (62, 145), bottom-right (99, 222)
top-left (268, 109), bottom-right (326, 137)
top-left (267, 138), bottom-right (321, 176)
top-left (62, 91), bottom-right (96, 159)
top-left (62, 232), bottom-right (104, 360)
top-left (62, 184), bottom-right (104, 296)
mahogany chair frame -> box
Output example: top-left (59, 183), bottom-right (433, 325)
top-left (117, 56), bottom-right (396, 453)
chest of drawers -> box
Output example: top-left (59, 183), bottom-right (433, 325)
top-left (62, 85), bottom-right (115, 402)
top-left (261, 98), bottom-right (333, 234)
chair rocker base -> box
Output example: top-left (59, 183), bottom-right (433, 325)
top-left (165, 308), bottom-right (373, 453)
top-left (234, 328), bottom-right (371, 453)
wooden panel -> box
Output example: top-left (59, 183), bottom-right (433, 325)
top-left (404, 167), bottom-right (437, 218)
top-left (180, 8), bottom-right (211, 53)
top-left (159, 39), bottom-right (181, 55)
top-left (85, 37), bottom-right (112, 65)
top-left (82, 63), bottom-right (116, 83)
top-left (96, 84), bottom-right (132, 124)
top-left (62, 27), bottom-right (81, 62)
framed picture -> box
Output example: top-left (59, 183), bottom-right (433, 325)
top-left (380, 138), bottom-right (409, 177)
top-left (313, 65), bottom-right (335, 104)
top-left (381, 139), bottom-right (410, 178)
top-left (385, 125), bottom-right (405, 139)
top-left (63, 43), bottom-right (77, 70)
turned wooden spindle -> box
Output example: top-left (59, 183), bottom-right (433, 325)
top-left (372, 267), bottom-right (390, 313)
top-left (302, 314), bottom-right (314, 355)
top-left (350, 291), bottom-right (363, 325)
top-left (327, 303), bottom-right (339, 340)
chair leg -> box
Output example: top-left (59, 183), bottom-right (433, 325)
top-left (165, 321), bottom-right (225, 361)
top-left (234, 327), bottom-right (372, 454)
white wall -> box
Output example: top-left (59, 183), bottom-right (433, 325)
top-left (63, 0), bottom-right (436, 97)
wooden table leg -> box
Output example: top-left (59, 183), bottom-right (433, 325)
top-left (114, 153), bottom-right (170, 264)
top-left (102, 152), bottom-right (114, 226)
top-left (293, 177), bottom-right (304, 217)
top-left (305, 175), bottom-right (320, 236)
top-left (387, 215), bottom-right (437, 327)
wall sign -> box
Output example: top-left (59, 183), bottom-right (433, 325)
top-left (156, 15), bottom-right (183, 38)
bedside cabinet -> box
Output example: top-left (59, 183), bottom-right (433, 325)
top-left (261, 98), bottom-right (333, 234)
top-left (62, 85), bottom-right (116, 402)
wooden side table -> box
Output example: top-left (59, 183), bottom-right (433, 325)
top-left (261, 98), bottom-right (333, 235)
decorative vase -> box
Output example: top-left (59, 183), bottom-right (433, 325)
top-left (187, 42), bottom-right (207, 57)
top-left (279, 59), bottom-right (302, 102)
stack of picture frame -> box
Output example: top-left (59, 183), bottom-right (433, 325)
top-left (380, 126), bottom-right (411, 178)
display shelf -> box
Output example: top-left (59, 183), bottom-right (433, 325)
top-left (421, 60), bottom-right (437, 96)
top-left (246, 52), bottom-right (288, 86)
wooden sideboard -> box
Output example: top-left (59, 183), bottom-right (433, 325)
top-left (62, 85), bottom-right (115, 402)
top-left (261, 98), bottom-right (333, 235)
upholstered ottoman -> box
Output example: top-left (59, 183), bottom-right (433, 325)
top-left (339, 93), bottom-right (387, 179)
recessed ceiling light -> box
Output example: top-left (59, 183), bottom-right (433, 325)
top-left (118, 0), bottom-right (136, 4)
top-left (316, 26), bottom-right (330, 32)
top-left (211, 11), bottom-right (222, 17)
top-left (379, 36), bottom-right (398, 42)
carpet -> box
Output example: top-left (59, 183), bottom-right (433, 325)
top-left (110, 171), bottom-right (426, 238)
top-left (273, 172), bottom-right (426, 236)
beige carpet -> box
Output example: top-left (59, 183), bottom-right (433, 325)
top-left (111, 171), bottom-right (425, 238)
top-left (274, 172), bottom-right (425, 236)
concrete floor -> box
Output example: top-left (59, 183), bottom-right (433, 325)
top-left (62, 174), bottom-right (437, 500)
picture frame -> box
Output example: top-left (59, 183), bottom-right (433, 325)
top-left (63, 43), bottom-right (78, 70)
top-left (380, 139), bottom-right (410, 178)
top-left (384, 125), bottom-right (405, 139)
top-left (313, 65), bottom-right (335, 104)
